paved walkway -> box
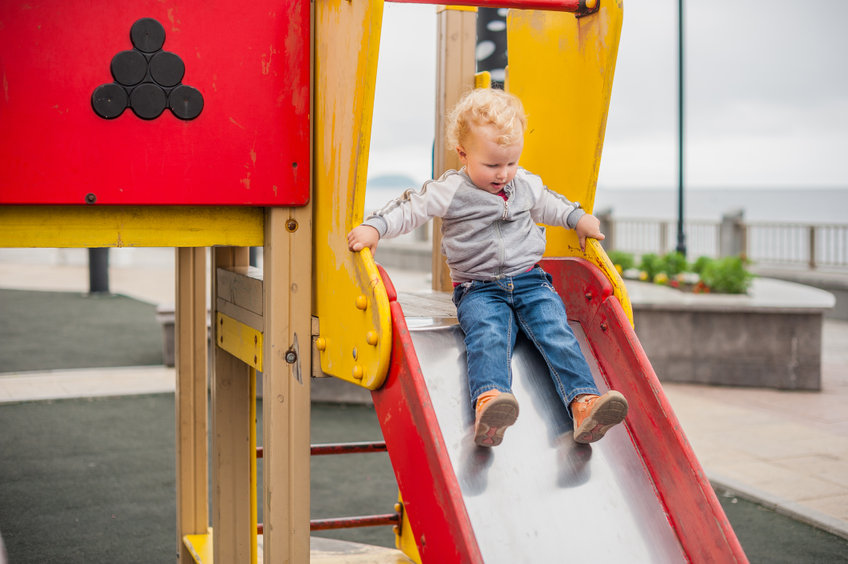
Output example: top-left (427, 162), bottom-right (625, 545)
top-left (1, 248), bottom-right (847, 540)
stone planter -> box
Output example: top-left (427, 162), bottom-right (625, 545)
top-left (626, 278), bottom-right (835, 390)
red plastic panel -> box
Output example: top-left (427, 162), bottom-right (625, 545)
top-left (0, 1), bottom-right (309, 206)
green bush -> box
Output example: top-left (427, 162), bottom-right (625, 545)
top-left (692, 255), bottom-right (713, 275)
top-left (606, 250), bottom-right (635, 271)
top-left (660, 251), bottom-right (689, 276)
top-left (638, 253), bottom-right (663, 280)
top-left (699, 256), bottom-right (754, 294)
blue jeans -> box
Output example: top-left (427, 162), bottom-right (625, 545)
top-left (452, 265), bottom-right (599, 418)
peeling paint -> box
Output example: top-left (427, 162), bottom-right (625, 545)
top-left (261, 46), bottom-right (277, 76)
top-left (166, 8), bottom-right (180, 33)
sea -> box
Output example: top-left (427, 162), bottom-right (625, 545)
top-left (365, 180), bottom-right (848, 225)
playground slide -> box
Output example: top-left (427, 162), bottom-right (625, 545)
top-left (372, 258), bottom-right (747, 563)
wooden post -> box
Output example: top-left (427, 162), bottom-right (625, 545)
top-left (211, 246), bottom-right (253, 562)
top-left (175, 247), bottom-right (209, 563)
top-left (262, 206), bottom-right (312, 563)
top-left (432, 6), bottom-right (476, 291)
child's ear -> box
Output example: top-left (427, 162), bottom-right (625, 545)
top-left (455, 145), bottom-right (468, 163)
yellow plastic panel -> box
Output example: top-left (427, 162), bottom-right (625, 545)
top-left (216, 312), bottom-right (264, 372)
top-left (507, 3), bottom-right (622, 220)
top-left (393, 496), bottom-right (422, 564)
top-left (0, 206), bottom-right (264, 248)
top-left (313, 0), bottom-right (392, 389)
top-left (507, 2), bottom-right (632, 324)
top-left (183, 530), bottom-right (213, 563)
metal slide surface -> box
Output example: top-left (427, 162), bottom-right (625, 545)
top-left (373, 259), bottom-right (745, 562)
top-left (404, 317), bottom-right (686, 562)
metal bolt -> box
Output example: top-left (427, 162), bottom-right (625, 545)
top-left (585, 292), bottom-right (593, 301)
top-left (600, 321), bottom-right (609, 332)
top-left (285, 350), bottom-right (297, 364)
top-left (285, 219), bottom-right (298, 232)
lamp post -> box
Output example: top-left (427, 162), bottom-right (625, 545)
top-left (675, 0), bottom-right (687, 256)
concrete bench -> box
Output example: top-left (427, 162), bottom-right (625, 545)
top-left (627, 278), bottom-right (835, 390)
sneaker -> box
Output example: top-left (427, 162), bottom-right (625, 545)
top-left (474, 390), bottom-right (519, 447)
top-left (571, 391), bottom-right (628, 444)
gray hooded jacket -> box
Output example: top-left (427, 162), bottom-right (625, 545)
top-left (364, 167), bottom-right (585, 283)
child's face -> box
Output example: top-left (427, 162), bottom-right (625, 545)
top-left (456, 124), bottom-right (523, 194)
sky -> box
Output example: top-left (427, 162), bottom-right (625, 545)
top-left (367, 0), bottom-right (848, 191)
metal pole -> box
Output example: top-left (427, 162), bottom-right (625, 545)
top-left (675, 0), bottom-right (687, 257)
top-left (88, 247), bottom-right (110, 294)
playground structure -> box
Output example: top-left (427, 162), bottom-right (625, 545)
top-left (0, 0), bottom-right (749, 562)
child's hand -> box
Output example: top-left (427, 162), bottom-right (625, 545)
top-left (575, 214), bottom-right (605, 252)
top-left (347, 225), bottom-right (380, 253)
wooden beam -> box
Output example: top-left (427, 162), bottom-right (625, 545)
top-left (175, 247), bottom-right (209, 563)
top-left (262, 206), bottom-right (312, 563)
top-left (211, 246), bottom-right (254, 563)
top-left (432, 7), bottom-right (477, 291)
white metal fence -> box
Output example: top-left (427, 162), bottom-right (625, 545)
top-left (603, 217), bottom-right (848, 269)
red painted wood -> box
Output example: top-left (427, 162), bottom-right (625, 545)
top-left (0, 0), bottom-right (309, 206)
top-left (546, 257), bottom-right (748, 563)
top-left (372, 267), bottom-right (483, 563)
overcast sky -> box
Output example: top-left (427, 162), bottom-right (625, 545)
top-left (367, 0), bottom-right (848, 190)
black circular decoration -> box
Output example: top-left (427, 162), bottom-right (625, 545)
top-left (92, 17), bottom-right (204, 121)
top-left (91, 83), bottom-right (128, 119)
top-left (130, 83), bottom-right (167, 119)
top-left (150, 51), bottom-right (185, 87)
top-left (111, 50), bottom-right (148, 86)
top-left (130, 17), bottom-right (166, 53)
top-left (169, 85), bottom-right (204, 120)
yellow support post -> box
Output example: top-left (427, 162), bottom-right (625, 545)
top-left (313, 0), bottom-right (392, 389)
top-left (507, 1), bottom-right (633, 324)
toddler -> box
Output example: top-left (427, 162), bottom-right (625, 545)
top-left (348, 88), bottom-right (628, 447)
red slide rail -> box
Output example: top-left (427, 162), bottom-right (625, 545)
top-left (372, 266), bottom-right (485, 563)
top-left (386, 0), bottom-right (598, 14)
top-left (542, 257), bottom-right (748, 563)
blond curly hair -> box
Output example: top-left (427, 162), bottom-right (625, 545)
top-left (446, 88), bottom-right (527, 150)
